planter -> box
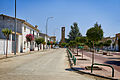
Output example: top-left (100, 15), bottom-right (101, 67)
top-left (103, 52), bottom-right (107, 55)
top-left (85, 66), bottom-right (102, 70)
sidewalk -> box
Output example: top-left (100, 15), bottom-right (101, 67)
top-left (68, 49), bottom-right (120, 80)
top-left (0, 49), bottom-right (47, 60)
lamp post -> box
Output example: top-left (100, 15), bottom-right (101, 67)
top-left (14, 0), bottom-right (17, 55)
top-left (46, 17), bottom-right (53, 49)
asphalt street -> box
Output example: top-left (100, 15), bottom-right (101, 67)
top-left (0, 49), bottom-right (97, 80)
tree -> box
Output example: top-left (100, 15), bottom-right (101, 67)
top-left (69, 41), bottom-right (76, 48)
top-left (35, 38), bottom-right (40, 51)
top-left (103, 40), bottom-right (112, 55)
top-left (75, 37), bottom-right (80, 55)
top-left (68, 22), bottom-right (82, 41)
top-left (99, 42), bottom-right (104, 49)
top-left (104, 40), bottom-right (112, 51)
top-left (79, 37), bottom-right (87, 43)
top-left (75, 37), bottom-right (87, 57)
top-left (42, 41), bottom-right (46, 50)
top-left (86, 22), bottom-right (103, 64)
top-left (2, 28), bottom-right (12, 58)
top-left (69, 41), bottom-right (76, 52)
top-left (65, 38), bottom-right (70, 43)
top-left (65, 43), bottom-right (69, 48)
top-left (47, 41), bottom-right (50, 45)
top-left (94, 42), bottom-right (103, 52)
top-left (61, 42), bottom-right (67, 47)
top-left (47, 41), bottom-right (51, 49)
top-left (35, 37), bottom-right (44, 51)
top-left (78, 43), bottom-right (84, 59)
top-left (85, 40), bottom-right (93, 51)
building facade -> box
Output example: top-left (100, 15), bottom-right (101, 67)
top-left (50, 36), bottom-right (56, 42)
top-left (101, 37), bottom-right (116, 51)
top-left (0, 14), bottom-right (39, 54)
top-left (39, 32), bottom-right (50, 49)
top-left (115, 33), bottom-right (120, 51)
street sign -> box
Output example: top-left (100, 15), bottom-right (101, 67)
top-left (78, 46), bottom-right (84, 49)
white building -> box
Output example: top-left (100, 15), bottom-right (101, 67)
top-left (0, 14), bottom-right (39, 54)
top-left (101, 37), bottom-right (116, 51)
top-left (39, 32), bottom-right (50, 49)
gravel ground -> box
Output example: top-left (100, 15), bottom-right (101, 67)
top-left (0, 48), bottom-right (98, 80)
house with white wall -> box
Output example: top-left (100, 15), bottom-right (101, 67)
top-left (0, 14), bottom-right (39, 54)
top-left (100, 37), bottom-right (116, 51)
top-left (39, 32), bottom-right (50, 49)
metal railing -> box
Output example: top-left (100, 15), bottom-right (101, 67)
top-left (67, 48), bottom-right (76, 65)
top-left (91, 63), bottom-right (114, 77)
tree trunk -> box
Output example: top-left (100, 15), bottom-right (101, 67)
top-left (107, 47), bottom-right (108, 55)
top-left (92, 41), bottom-right (94, 65)
top-left (90, 47), bottom-right (91, 51)
top-left (40, 44), bottom-right (41, 49)
top-left (6, 39), bottom-right (8, 58)
top-left (82, 49), bottom-right (83, 59)
top-left (77, 45), bottom-right (78, 55)
top-left (38, 45), bottom-right (39, 51)
top-left (43, 45), bottom-right (44, 50)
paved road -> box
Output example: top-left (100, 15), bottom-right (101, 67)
top-left (0, 49), bottom-right (96, 80)
top-left (83, 51), bottom-right (120, 72)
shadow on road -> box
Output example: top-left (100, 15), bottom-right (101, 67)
top-left (104, 61), bottom-right (120, 66)
top-left (65, 68), bottom-right (84, 71)
top-left (108, 58), bottom-right (120, 59)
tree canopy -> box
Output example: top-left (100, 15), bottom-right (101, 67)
top-left (2, 28), bottom-right (12, 58)
top-left (86, 22), bottom-right (103, 42)
top-left (104, 40), bottom-right (112, 47)
top-left (85, 40), bottom-right (93, 48)
top-left (2, 28), bottom-right (12, 39)
top-left (69, 41), bottom-right (76, 48)
top-left (61, 42), bottom-right (67, 47)
top-left (68, 22), bottom-right (82, 41)
top-left (75, 37), bottom-right (87, 43)
top-left (35, 37), bottom-right (44, 45)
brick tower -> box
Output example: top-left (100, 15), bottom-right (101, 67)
top-left (60, 27), bottom-right (65, 43)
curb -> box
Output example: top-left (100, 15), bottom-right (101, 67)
top-left (0, 50), bottom-right (45, 60)
top-left (66, 50), bottom-right (119, 80)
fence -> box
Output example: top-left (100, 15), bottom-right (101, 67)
top-left (67, 48), bottom-right (76, 65)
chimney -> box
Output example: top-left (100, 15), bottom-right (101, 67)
top-left (35, 25), bottom-right (38, 28)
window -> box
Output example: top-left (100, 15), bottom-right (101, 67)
top-left (24, 26), bottom-right (26, 32)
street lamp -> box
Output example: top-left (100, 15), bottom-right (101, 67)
top-left (46, 17), bottom-right (53, 49)
top-left (14, 0), bottom-right (17, 55)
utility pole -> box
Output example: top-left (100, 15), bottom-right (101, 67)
top-left (45, 17), bottom-right (53, 49)
top-left (14, 0), bottom-right (17, 55)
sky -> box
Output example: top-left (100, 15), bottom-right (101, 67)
top-left (0, 0), bottom-right (120, 41)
